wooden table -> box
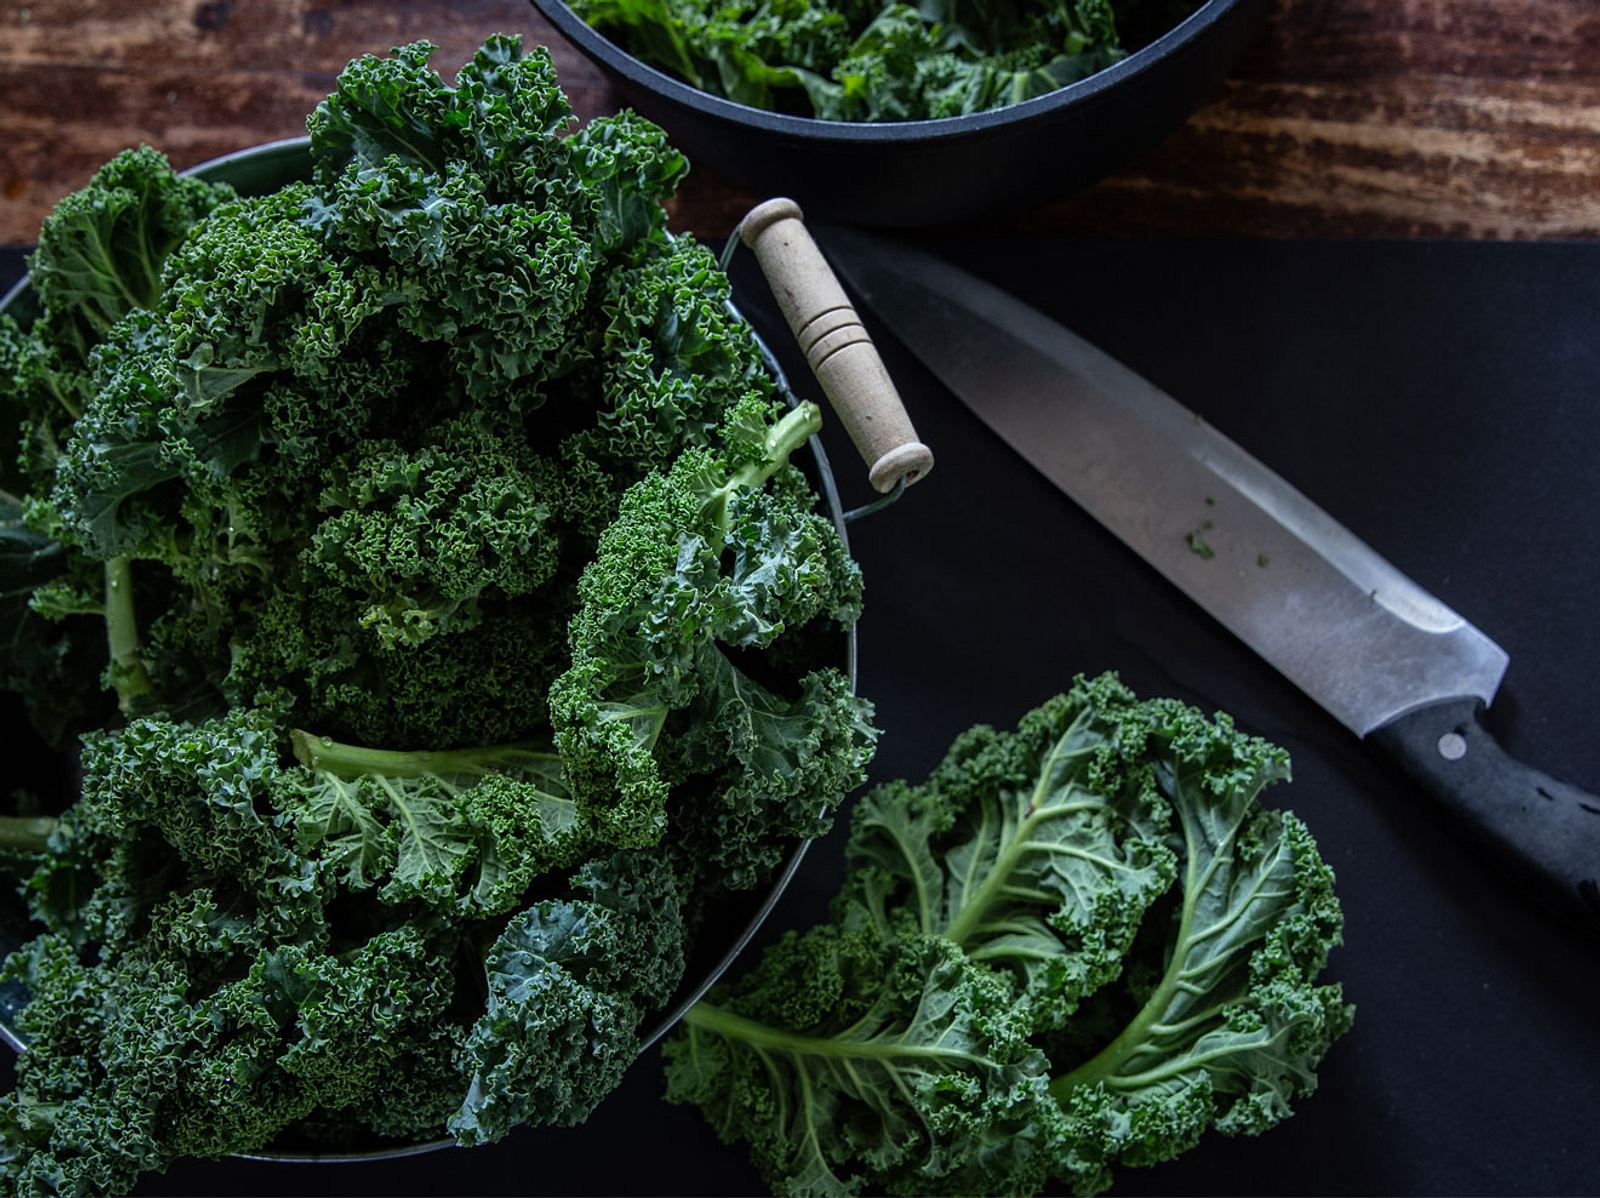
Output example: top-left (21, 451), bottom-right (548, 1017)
top-left (3, 0), bottom-right (1598, 244)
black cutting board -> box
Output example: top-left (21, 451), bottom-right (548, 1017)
top-left (2, 239), bottom-right (1597, 1198)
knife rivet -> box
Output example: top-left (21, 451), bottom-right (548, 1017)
top-left (1438, 732), bottom-right (1468, 761)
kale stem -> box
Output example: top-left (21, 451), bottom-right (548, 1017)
top-left (705, 401), bottom-right (822, 535)
top-left (734, 401), bottom-right (822, 491)
top-left (1050, 880), bottom-right (1198, 1099)
top-left (1047, 800), bottom-right (1250, 1103)
top-left (684, 1002), bottom-right (980, 1065)
top-left (103, 555), bottom-right (151, 714)
top-left (0, 816), bottom-right (58, 853)
top-left (290, 729), bottom-right (560, 781)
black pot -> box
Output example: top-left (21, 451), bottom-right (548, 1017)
top-left (532, 0), bottom-right (1267, 227)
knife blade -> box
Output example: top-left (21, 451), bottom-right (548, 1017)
top-left (820, 225), bottom-right (1600, 937)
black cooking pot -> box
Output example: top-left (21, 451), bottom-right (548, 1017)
top-left (532, 0), bottom-right (1267, 227)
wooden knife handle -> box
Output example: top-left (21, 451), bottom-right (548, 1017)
top-left (738, 198), bottom-right (933, 494)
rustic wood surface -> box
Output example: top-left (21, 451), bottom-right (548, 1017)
top-left (2, 0), bottom-right (1598, 245)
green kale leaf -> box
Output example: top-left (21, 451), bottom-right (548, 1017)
top-left (551, 398), bottom-right (867, 850)
top-left (567, 0), bottom-right (1179, 121)
top-left (284, 728), bottom-right (592, 916)
top-left (451, 850), bottom-right (686, 1145)
top-left (27, 146), bottom-right (232, 361)
top-left (665, 675), bottom-right (1352, 1196)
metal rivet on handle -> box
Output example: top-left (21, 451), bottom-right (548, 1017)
top-left (1438, 732), bottom-right (1468, 761)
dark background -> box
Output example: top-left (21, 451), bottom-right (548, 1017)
top-left (4, 239), bottom-right (1598, 1196)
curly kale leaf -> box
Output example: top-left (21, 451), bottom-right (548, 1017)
top-left (53, 710), bottom-right (327, 957)
top-left (551, 399), bottom-right (866, 849)
top-left (49, 311), bottom-right (190, 561)
top-left (569, 0), bottom-right (1156, 121)
top-left (199, 407), bottom-right (575, 748)
top-left (665, 675), bottom-right (1352, 1197)
top-left (669, 657), bottom-right (876, 894)
top-left (568, 111), bottom-right (689, 256)
top-left (670, 931), bottom-right (1064, 1198)
top-left (160, 183), bottom-right (396, 403)
top-left (5, 713), bottom-right (323, 976)
top-left (841, 678), bottom-right (1180, 1034)
top-left (597, 236), bottom-right (778, 467)
top-left (306, 413), bottom-right (562, 650)
top-left (283, 728), bottom-right (592, 916)
top-left (307, 39), bottom-right (462, 181)
top-left (27, 145), bottom-right (232, 362)
top-left (1047, 764), bottom-right (1352, 1191)
top-left (0, 925), bottom-right (458, 1198)
top-left (87, 708), bottom-right (293, 880)
top-left (450, 850), bottom-right (685, 1146)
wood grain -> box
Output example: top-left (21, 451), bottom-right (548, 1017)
top-left (1, 0), bottom-right (1597, 244)
top-left (1036, 0), bottom-right (1600, 238)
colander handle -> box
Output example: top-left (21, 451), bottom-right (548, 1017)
top-left (737, 199), bottom-right (933, 494)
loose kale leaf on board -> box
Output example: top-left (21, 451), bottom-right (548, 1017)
top-left (666, 676), bottom-right (1353, 1197)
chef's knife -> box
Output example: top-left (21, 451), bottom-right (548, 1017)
top-left (820, 226), bottom-right (1600, 938)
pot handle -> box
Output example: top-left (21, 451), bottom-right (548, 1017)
top-left (737, 199), bottom-right (933, 494)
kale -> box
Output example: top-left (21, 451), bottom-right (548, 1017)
top-left (0, 709), bottom-right (687, 1196)
top-left (568, 0), bottom-right (1201, 122)
top-left (551, 398), bottom-right (869, 851)
top-left (0, 36), bottom-right (762, 749)
top-left (27, 145), bottom-right (232, 366)
top-left (451, 850), bottom-right (687, 1145)
top-left (664, 675), bottom-right (1353, 1196)
top-left (0, 35), bottom-right (873, 1193)
top-left (284, 729), bottom-right (592, 916)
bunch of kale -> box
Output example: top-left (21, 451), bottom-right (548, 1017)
top-left (567, 0), bottom-right (1202, 122)
top-left (666, 674), bottom-right (1352, 1196)
top-left (0, 35), bottom-right (874, 1196)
